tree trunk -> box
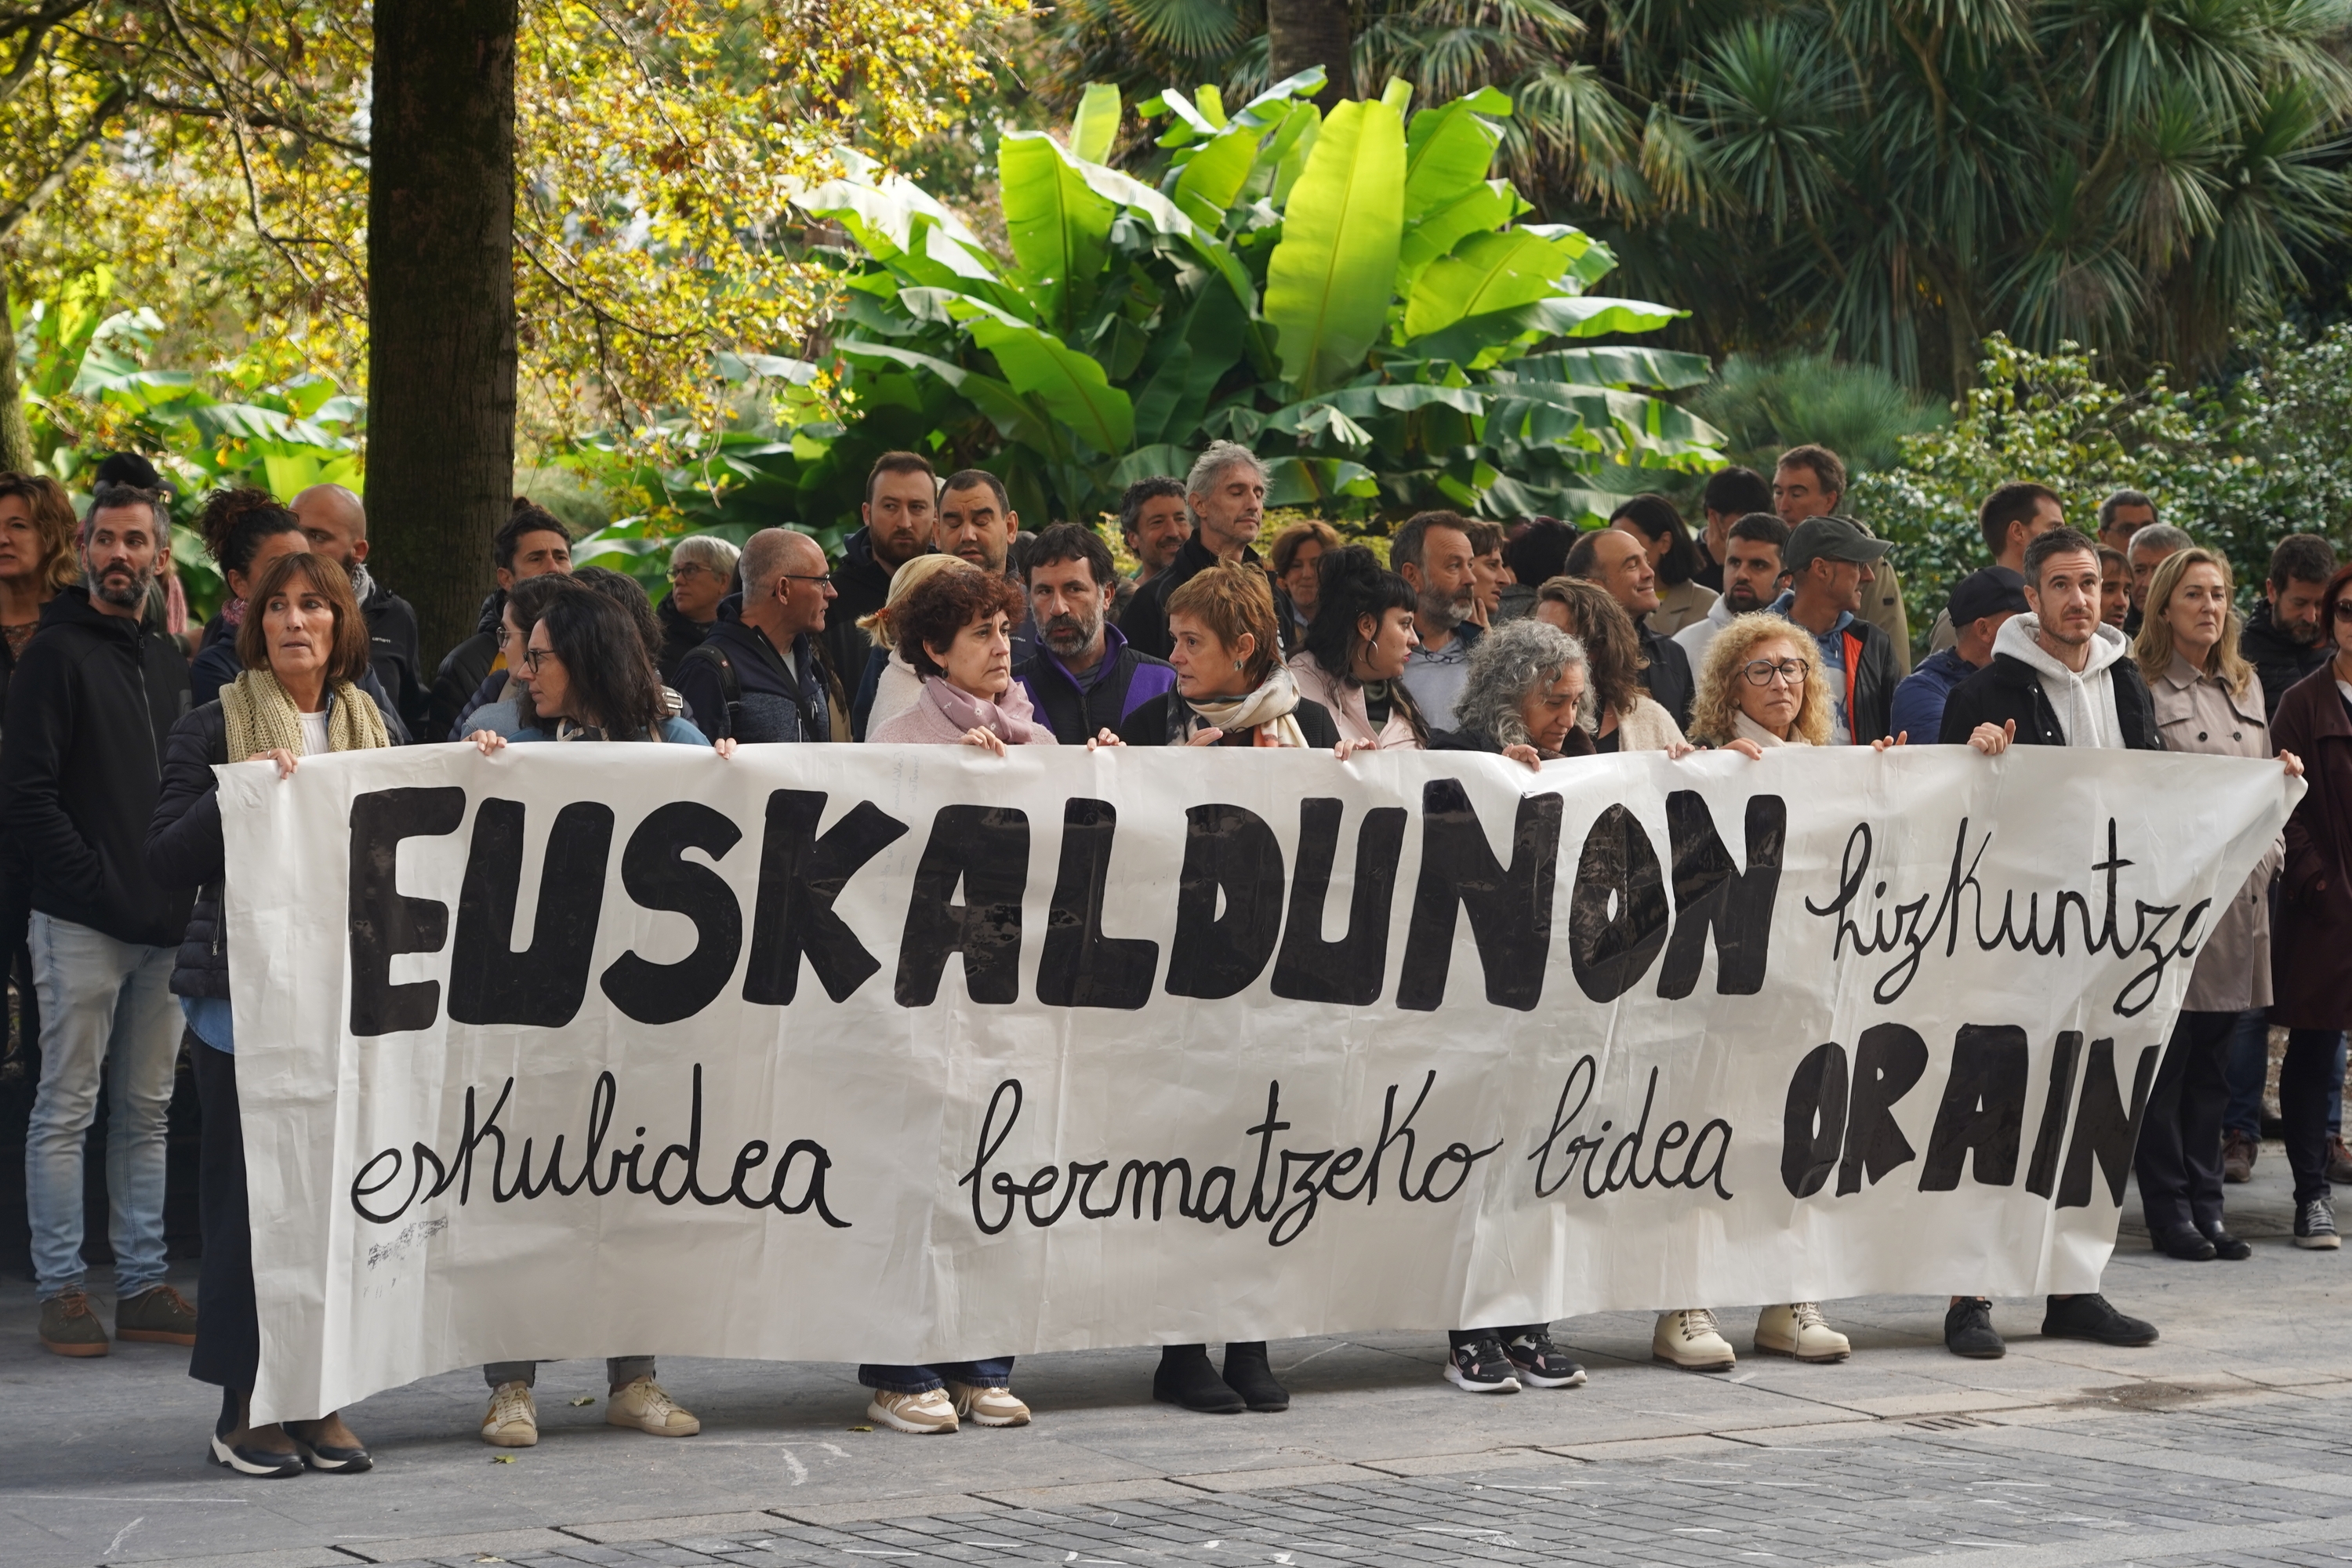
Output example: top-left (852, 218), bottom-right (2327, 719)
top-left (0, 271), bottom-right (34, 475)
top-left (365, 0), bottom-right (519, 667)
top-left (1268, 0), bottom-right (1353, 108)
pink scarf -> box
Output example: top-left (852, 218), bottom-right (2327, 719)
top-left (920, 676), bottom-right (1054, 746)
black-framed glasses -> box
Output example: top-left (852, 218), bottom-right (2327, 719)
top-left (1741, 657), bottom-right (1806, 688)
top-left (777, 572), bottom-right (832, 591)
top-left (666, 562), bottom-right (709, 583)
top-left (521, 646), bottom-right (556, 672)
top-left (495, 625), bottom-right (512, 648)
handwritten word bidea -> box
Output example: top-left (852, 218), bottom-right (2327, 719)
top-left (339, 785), bottom-right (1787, 1034)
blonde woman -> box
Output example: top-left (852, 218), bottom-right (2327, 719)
top-left (1656, 612), bottom-right (1901, 1370)
top-left (851, 554), bottom-right (980, 738)
top-left (2131, 547), bottom-right (2296, 1259)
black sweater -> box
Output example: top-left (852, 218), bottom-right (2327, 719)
top-left (0, 588), bottom-right (193, 946)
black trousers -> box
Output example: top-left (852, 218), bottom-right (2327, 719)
top-left (2282, 1027), bottom-right (2344, 1207)
top-left (2135, 1010), bottom-right (2235, 1233)
top-left (189, 1034), bottom-right (259, 1391)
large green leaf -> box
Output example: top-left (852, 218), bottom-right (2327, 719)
top-left (1264, 98), bottom-right (1407, 395)
top-left (1265, 455), bottom-right (1380, 506)
top-left (1404, 229), bottom-right (1582, 339)
top-left (1073, 83), bottom-right (1122, 163)
top-left (1396, 180), bottom-right (1519, 293)
top-left (1512, 347), bottom-right (1712, 389)
top-left (967, 318), bottom-right (1136, 456)
top-left (1402, 93), bottom-right (1508, 223)
top-left (833, 339), bottom-right (1059, 456)
top-left (1174, 121), bottom-right (1265, 229)
top-left (999, 133), bottom-right (1117, 332)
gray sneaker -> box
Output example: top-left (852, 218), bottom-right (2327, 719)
top-left (38, 1290), bottom-right (110, 1357)
top-left (2296, 1197), bottom-right (2341, 1250)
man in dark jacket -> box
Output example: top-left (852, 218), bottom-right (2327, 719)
top-left (1767, 516), bottom-right (1900, 745)
top-left (1933, 527), bottom-right (2166, 1363)
top-left (824, 452), bottom-right (938, 689)
top-left (1566, 524), bottom-right (1694, 732)
top-left (1014, 524), bottom-right (1175, 742)
top-left (676, 528), bottom-right (839, 743)
top-left (0, 482), bottom-right (198, 1356)
top-left (428, 503), bottom-right (572, 741)
top-left (2243, 534), bottom-right (2338, 719)
top-left (1119, 441), bottom-right (1267, 661)
top-left (292, 484), bottom-right (430, 739)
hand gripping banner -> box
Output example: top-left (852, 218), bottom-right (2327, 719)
top-left (218, 744), bottom-right (2296, 1421)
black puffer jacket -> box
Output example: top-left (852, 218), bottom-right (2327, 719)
top-left (146, 690), bottom-right (398, 1000)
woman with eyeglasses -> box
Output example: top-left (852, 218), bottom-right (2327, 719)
top-left (657, 535), bottom-right (740, 682)
top-left (1650, 612), bottom-right (1900, 1374)
top-left (450, 574), bottom-right (583, 738)
top-left (2269, 562), bottom-right (2352, 1249)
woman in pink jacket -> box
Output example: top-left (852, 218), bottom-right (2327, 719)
top-left (1284, 546), bottom-right (1429, 753)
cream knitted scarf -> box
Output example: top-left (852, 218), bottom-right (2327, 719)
top-left (221, 667), bottom-right (389, 760)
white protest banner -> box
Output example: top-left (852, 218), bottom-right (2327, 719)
top-left (220, 742), bottom-right (2295, 1421)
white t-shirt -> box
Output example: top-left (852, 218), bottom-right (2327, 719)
top-left (298, 710), bottom-right (330, 756)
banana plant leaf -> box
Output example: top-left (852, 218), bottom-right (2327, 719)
top-left (1264, 98), bottom-right (1407, 395)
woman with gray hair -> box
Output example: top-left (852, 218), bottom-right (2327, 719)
top-left (1432, 618), bottom-right (1596, 768)
top-left (658, 533), bottom-right (742, 681)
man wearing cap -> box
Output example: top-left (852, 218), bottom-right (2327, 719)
top-left (1891, 568), bottom-right (2028, 742)
top-left (1768, 516), bottom-right (1900, 744)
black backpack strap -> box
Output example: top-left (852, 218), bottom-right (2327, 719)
top-left (681, 643), bottom-right (742, 739)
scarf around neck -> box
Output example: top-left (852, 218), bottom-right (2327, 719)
top-left (1185, 664), bottom-right (1308, 748)
top-left (222, 666), bottom-right (389, 761)
top-left (923, 676), bottom-right (1047, 745)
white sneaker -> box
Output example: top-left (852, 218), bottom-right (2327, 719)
top-left (606, 1375), bottom-right (702, 1436)
top-left (868, 1388), bottom-right (959, 1433)
top-left (946, 1381), bottom-right (1031, 1427)
top-left (481, 1381), bottom-right (539, 1447)
top-left (1755, 1301), bottom-right (1850, 1363)
top-left (1652, 1308), bottom-right (1736, 1371)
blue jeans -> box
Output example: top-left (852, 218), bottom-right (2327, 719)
top-left (859, 1359), bottom-right (1015, 1395)
top-left (24, 913), bottom-right (182, 1300)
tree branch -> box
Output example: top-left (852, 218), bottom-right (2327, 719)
top-left (0, 0), bottom-right (97, 114)
top-left (0, 78), bottom-right (127, 242)
top-left (129, 90), bottom-right (370, 157)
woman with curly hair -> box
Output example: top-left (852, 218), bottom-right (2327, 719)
top-left (1432, 618), bottom-right (1595, 767)
top-left (1688, 611), bottom-right (1836, 753)
top-left (1534, 576), bottom-right (1686, 752)
top-left (869, 561), bottom-right (1056, 752)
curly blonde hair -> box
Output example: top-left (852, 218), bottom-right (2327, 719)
top-left (1691, 612), bottom-right (1832, 746)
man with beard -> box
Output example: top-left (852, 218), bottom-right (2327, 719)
top-left (2245, 534), bottom-right (2338, 717)
top-left (826, 452), bottom-right (938, 686)
top-left (1, 481), bottom-right (198, 1357)
top-left (1120, 442), bottom-right (1266, 661)
top-left (1113, 477), bottom-right (1190, 622)
top-left (1391, 510), bottom-right (1483, 733)
top-left (1567, 524), bottom-right (1694, 732)
top-left (1012, 523), bottom-right (1174, 743)
top-left (1675, 512), bottom-right (1789, 669)
top-left (675, 528), bottom-right (841, 744)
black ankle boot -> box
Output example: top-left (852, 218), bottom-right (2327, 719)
top-left (1221, 1341), bottom-right (1289, 1412)
top-left (1153, 1344), bottom-right (1245, 1414)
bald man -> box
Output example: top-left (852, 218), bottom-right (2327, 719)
top-left (673, 528), bottom-right (841, 743)
top-left (292, 484), bottom-right (428, 739)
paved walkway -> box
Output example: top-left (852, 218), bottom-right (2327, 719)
top-left (5, 1140), bottom-right (2348, 1568)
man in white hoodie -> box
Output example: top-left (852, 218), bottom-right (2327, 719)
top-left (1938, 525), bottom-right (2161, 751)
top-left (1932, 524), bottom-right (2164, 1361)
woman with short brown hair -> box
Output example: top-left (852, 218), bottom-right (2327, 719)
top-left (1118, 562), bottom-right (1338, 747)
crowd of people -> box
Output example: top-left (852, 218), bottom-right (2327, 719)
top-left (0, 434), bottom-right (2339, 1473)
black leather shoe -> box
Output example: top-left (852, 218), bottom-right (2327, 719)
top-left (1944, 1298), bottom-right (2005, 1359)
top-left (2201, 1227), bottom-right (2253, 1261)
top-left (1220, 1341), bottom-right (1290, 1412)
top-left (2151, 1224), bottom-right (2217, 1261)
top-left (2042, 1293), bottom-right (2158, 1345)
top-left (1152, 1345), bottom-right (1244, 1414)
top-left (286, 1418), bottom-right (372, 1473)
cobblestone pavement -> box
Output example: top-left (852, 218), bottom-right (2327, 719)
top-left (10, 1138), bottom-right (2352, 1568)
top-left (323, 1390), bottom-right (2352, 1568)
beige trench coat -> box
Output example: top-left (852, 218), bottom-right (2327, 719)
top-left (2153, 653), bottom-right (2282, 1011)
